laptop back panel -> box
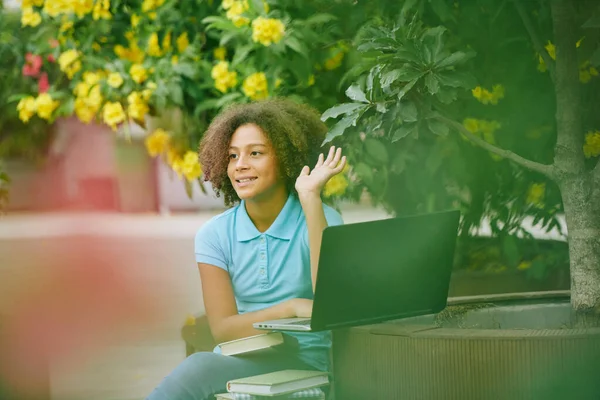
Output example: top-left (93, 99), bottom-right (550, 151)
top-left (310, 210), bottom-right (460, 331)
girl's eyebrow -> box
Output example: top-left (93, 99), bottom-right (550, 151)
top-left (228, 143), bottom-right (267, 150)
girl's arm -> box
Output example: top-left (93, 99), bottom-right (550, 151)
top-left (297, 193), bottom-right (328, 292)
top-left (295, 146), bottom-right (346, 292)
top-left (198, 262), bottom-right (311, 343)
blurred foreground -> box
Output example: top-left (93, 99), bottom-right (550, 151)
top-left (0, 205), bottom-right (389, 400)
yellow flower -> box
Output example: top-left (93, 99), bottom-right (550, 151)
top-left (83, 70), bottom-right (102, 85)
top-left (130, 64), bottom-right (148, 84)
top-left (21, 7), bottom-right (42, 27)
top-left (74, 98), bottom-right (96, 123)
top-left (544, 41), bottom-right (556, 60)
top-left (463, 118), bottom-right (479, 133)
top-left (131, 13), bottom-right (140, 27)
top-left (92, 0), bottom-right (112, 20)
top-left (142, 81), bottom-right (157, 101)
top-left (22, 0), bottom-right (44, 7)
top-left (251, 17), bottom-right (285, 46)
top-left (323, 174), bottom-right (349, 198)
top-left (107, 72), bottom-right (124, 88)
top-left (142, 0), bottom-right (165, 13)
top-left (222, 0), bottom-right (235, 9)
top-left (176, 32), bottom-right (189, 53)
top-left (34, 93), bottom-right (60, 120)
top-left (147, 32), bottom-right (162, 57)
top-left (127, 91), bottom-right (149, 122)
top-left (526, 183), bottom-right (545, 207)
top-left (213, 47), bottom-right (227, 61)
top-left (43, 1), bottom-right (69, 17)
top-left (72, 0), bottom-right (94, 18)
top-left (58, 49), bottom-right (82, 79)
top-left (103, 102), bottom-right (126, 131)
top-left (307, 75), bottom-right (315, 86)
top-left (59, 20), bottom-right (73, 33)
top-left (173, 151), bottom-right (202, 181)
top-left (145, 128), bottom-right (170, 157)
top-left (583, 131), bottom-right (600, 158)
top-left (162, 32), bottom-right (172, 53)
top-left (242, 72), bottom-right (268, 100)
top-left (324, 50), bottom-right (344, 70)
top-left (226, 1), bottom-right (250, 27)
top-left (211, 62), bottom-right (237, 93)
top-left (17, 96), bottom-right (37, 123)
top-left (471, 84), bottom-right (504, 105)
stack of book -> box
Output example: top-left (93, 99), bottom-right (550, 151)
top-left (215, 369), bottom-right (329, 399)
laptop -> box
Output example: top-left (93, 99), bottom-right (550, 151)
top-left (253, 209), bottom-right (460, 332)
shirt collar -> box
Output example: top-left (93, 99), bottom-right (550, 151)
top-left (236, 194), bottom-right (299, 242)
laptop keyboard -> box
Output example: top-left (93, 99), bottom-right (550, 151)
top-left (287, 319), bottom-right (311, 325)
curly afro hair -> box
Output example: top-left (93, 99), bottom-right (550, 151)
top-left (198, 98), bottom-right (328, 206)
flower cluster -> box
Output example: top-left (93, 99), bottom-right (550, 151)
top-left (471, 85), bottom-right (504, 105)
top-left (252, 17), bottom-right (285, 46)
top-left (224, 0), bottom-right (250, 27)
top-left (323, 174), bottom-right (349, 198)
top-left (583, 131), bottom-right (600, 159)
top-left (211, 62), bottom-right (238, 93)
top-left (17, 93), bottom-right (59, 123)
top-left (144, 129), bottom-right (202, 182)
top-left (242, 72), bottom-right (268, 100)
top-left (73, 71), bottom-right (104, 123)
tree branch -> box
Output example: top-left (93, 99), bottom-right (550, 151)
top-left (513, 0), bottom-right (556, 84)
top-left (437, 115), bottom-right (555, 178)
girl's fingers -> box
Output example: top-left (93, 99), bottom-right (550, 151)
top-left (330, 147), bottom-right (343, 167)
top-left (334, 156), bottom-right (347, 173)
top-left (324, 146), bottom-right (336, 164)
top-left (299, 165), bottom-right (310, 176)
top-left (315, 153), bottom-right (324, 168)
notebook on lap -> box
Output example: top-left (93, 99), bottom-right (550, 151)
top-left (253, 209), bottom-right (460, 332)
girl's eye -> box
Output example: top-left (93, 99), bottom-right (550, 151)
top-left (251, 151), bottom-right (262, 156)
top-left (228, 154), bottom-right (238, 160)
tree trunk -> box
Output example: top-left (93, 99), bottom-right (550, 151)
top-left (551, 0), bottom-right (600, 326)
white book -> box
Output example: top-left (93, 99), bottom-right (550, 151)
top-left (226, 370), bottom-right (329, 396)
top-left (217, 332), bottom-right (284, 356)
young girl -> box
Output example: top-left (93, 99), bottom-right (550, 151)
top-left (147, 99), bottom-right (346, 400)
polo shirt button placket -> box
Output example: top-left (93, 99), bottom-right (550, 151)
top-left (258, 235), bottom-right (269, 286)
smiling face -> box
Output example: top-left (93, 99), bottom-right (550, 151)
top-left (227, 123), bottom-right (286, 202)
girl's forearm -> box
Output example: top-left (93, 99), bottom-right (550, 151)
top-left (298, 192), bottom-right (328, 292)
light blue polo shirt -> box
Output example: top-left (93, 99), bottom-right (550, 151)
top-left (194, 194), bottom-right (344, 371)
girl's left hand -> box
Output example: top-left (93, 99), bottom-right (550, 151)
top-left (295, 146), bottom-right (346, 196)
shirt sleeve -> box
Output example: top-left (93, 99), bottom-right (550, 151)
top-left (302, 204), bottom-right (344, 247)
top-left (194, 217), bottom-right (228, 271)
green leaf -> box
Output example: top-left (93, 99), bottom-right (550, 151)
top-left (354, 162), bottom-right (374, 184)
top-left (429, 0), bottom-right (454, 22)
top-left (425, 73), bottom-right (440, 94)
top-left (391, 154), bottom-right (407, 174)
top-left (173, 63), bottom-right (197, 79)
top-left (345, 84), bottom-right (369, 103)
top-left (380, 69), bottom-right (401, 89)
top-left (364, 138), bottom-right (389, 164)
top-left (232, 44), bottom-right (253, 67)
top-left (323, 111), bottom-right (363, 143)
top-left (435, 50), bottom-right (475, 69)
top-left (399, 101), bottom-right (418, 122)
top-left (427, 119), bottom-right (449, 136)
top-left (436, 70), bottom-right (476, 88)
top-left (285, 36), bottom-right (309, 58)
top-left (184, 179), bottom-right (193, 199)
top-left (321, 103), bottom-right (368, 121)
top-left (168, 82), bottom-right (184, 105)
top-left (422, 26), bottom-right (447, 63)
top-left (583, 13), bottom-right (600, 28)
top-left (590, 46), bottom-right (600, 66)
top-left (392, 123), bottom-right (417, 142)
top-left (436, 88), bottom-right (458, 104)
top-left (304, 13), bottom-right (337, 26)
top-left (397, 78), bottom-right (419, 101)
top-left (502, 235), bottom-right (520, 268)
top-left (216, 92), bottom-right (243, 108)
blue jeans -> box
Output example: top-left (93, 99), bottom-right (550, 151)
top-left (146, 350), bottom-right (319, 400)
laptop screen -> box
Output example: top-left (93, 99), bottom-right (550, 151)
top-left (311, 210), bottom-right (460, 331)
